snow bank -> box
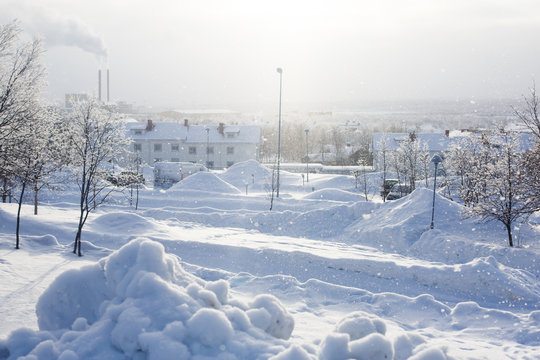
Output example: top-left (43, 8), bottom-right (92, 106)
top-left (303, 188), bottom-right (367, 203)
top-left (219, 159), bottom-right (272, 192)
top-left (168, 172), bottom-right (242, 194)
top-left (345, 188), bottom-right (466, 251)
top-left (91, 211), bottom-right (156, 234)
top-left (310, 175), bottom-right (356, 191)
top-left (25, 235), bottom-right (59, 246)
top-left (0, 239), bottom-right (304, 359)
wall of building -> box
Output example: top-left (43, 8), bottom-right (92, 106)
top-left (132, 140), bottom-right (259, 169)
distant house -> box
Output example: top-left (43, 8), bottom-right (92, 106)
top-left (371, 130), bottom-right (536, 172)
top-left (371, 132), bottom-right (450, 172)
top-left (126, 119), bottom-right (261, 169)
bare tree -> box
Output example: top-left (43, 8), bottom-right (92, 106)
top-left (396, 133), bottom-right (421, 190)
top-left (464, 130), bottom-right (535, 247)
top-left (514, 82), bottom-right (540, 215)
top-left (418, 142), bottom-right (431, 187)
top-left (0, 21), bottom-right (46, 203)
top-left (513, 82), bottom-right (540, 139)
top-left (11, 107), bottom-right (66, 248)
top-left (376, 133), bottom-right (392, 201)
top-left (315, 127), bottom-right (329, 164)
top-left (331, 127), bottom-right (345, 165)
top-left (68, 100), bottom-right (128, 256)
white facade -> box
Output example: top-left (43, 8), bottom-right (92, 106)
top-left (126, 120), bottom-right (261, 169)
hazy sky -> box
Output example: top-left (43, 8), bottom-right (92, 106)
top-left (2, 0), bottom-right (540, 110)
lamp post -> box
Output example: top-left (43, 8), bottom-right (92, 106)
top-left (276, 67), bottom-right (283, 198)
top-left (205, 127), bottom-right (209, 170)
top-left (430, 154), bottom-right (442, 229)
top-left (305, 129), bottom-right (309, 183)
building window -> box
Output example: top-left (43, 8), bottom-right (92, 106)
top-left (227, 146), bottom-right (234, 154)
top-left (171, 158), bottom-right (180, 162)
top-left (227, 161), bottom-right (234, 167)
top-left (206, 146), bottom-right (214, 154)
top-left (171, 144), bottom-right (179, 152)
top-left (189, 146), bottom-right (197, 154)
top-left (134, 143), bottom-right (142, 152)
top-left (206, 161), bottom-right (214, 169)
top-left (154, 143), bottom-right (162, 152)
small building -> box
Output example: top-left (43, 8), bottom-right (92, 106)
top-left (126, 119), bottom-right (261, 169)
top-left (371, 132), bottom-right (450, 172)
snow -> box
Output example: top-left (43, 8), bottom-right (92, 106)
top-left (169, 171), bottom-right (242, 194)
top-left (1, 160), bottom-right (540, 359)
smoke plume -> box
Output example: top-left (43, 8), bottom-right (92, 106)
top-left (1, 0), bottom-right (107, 57)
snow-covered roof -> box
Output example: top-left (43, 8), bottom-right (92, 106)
top-left (373, 132), bottom-right (451, 152)
top-left (126, 121), bottom-right (261, 144)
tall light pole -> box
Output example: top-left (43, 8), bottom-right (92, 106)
top-left (205, 127), bottom-right (211, 170)
top-left (276, 67), bottom-right (283, 198)
top-left (430, 154), bottom-right (442, 229)
top-left (305, 129), bottom-right (309, 183)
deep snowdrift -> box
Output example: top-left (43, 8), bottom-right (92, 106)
top-left (302, 188), bottom-right (367, 203)
top-left (0, 239), bottom-right (461, 360)
top-left (169, 172), bottom-right (242, 194)
top-left (1, 239), bottom-right (297, 359)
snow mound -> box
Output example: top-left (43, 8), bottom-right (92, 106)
top-left (310, 175), bottom-right (356, 190)
top-left (91, 211), bottom-right (155, 234)
top-left (169, 172), bottom-right (242, 194)
top-left (319, 312), bottom-right (393, 360)
top-left (303, 188), bottom-right (367, 202)
top-left (346, 188), bottom-right (463, 250)
top-left (25, 234), bottom-right (59, 246)
top-left (3, 239), bottom-right (301, 359)
top-left (320, 311), bottom-right (454, 360)
top-left (219, 159), bottom-right (272, 188)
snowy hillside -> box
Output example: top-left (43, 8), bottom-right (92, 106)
top-left (1, 160), bottom-right (539, 359)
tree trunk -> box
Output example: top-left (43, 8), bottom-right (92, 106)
top-left (74, 226), bottom-right (83, 256)
top-left (78, 232), bottom-right (82, 256)
top-left (16, 182), bottom-right (27, 249)
top-left (74, 229), bottom-right (80, 254)
top-left (2, 177), bottom-right (7, 203)
top-left (34, 181), bottom-right (38, 215)
top-left (135, 184), bottom-right (139, 210)
top-left (506, 222), bottom-right (514, 247)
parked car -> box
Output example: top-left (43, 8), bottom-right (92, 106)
top-left (381, 179), bottom-right (399, 199)
top-left (386, 183), bottom-right (413, 200)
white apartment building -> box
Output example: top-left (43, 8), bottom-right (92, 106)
top-left (126, 119), bottom-right (261, 169)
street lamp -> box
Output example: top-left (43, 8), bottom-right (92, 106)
top-left (305, 129), bottom-right (309, 183)
top-left (430, 154), bottom-right (442, 229)
top-left (205, 127), bottom-right (210, 170)
top-left (276, 67), bottom-right (283, 198)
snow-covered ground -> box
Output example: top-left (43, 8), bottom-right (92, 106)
top-left (1, 160), bottom-right (539, 359)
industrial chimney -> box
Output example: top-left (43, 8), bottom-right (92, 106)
top-left (98, 69), bottom-right (102, 102)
